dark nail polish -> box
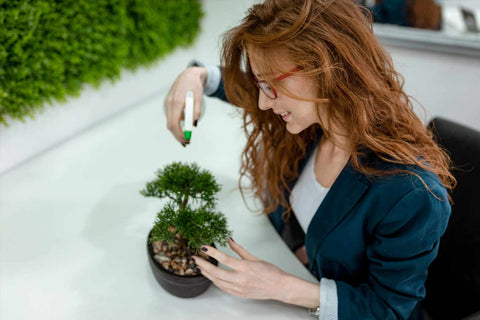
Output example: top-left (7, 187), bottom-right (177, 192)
top-left (201, 246), bottom-right (208, 252)
top-left (181, 142), bottom-right (186, 147)
top-left (185, 140), bottom-right (190, 144)
top-left (229, 237), bottom-right (235, 243)
top-left (194, 120), bottom-right (198, 127)
top-left (193, 267), bottom-right (200, 273)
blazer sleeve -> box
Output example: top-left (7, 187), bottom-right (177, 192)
top-left (335, 185), bottom-right (451, 320)
top-left (206, 66), bottom-right (230, 103)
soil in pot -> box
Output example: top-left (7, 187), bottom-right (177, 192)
top-left (150, 226), bottom-right (217, 276)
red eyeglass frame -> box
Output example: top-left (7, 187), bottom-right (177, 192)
top-left (252, 66), bottom-right (304, 100)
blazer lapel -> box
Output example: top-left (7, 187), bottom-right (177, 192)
top-left (305, 163), bottom-right (369, 273)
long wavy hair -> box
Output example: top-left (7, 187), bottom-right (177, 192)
top-left (220, 0), bottom-right (456, 222)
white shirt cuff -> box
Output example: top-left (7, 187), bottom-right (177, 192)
top-left (186, 59), bottom-right (221, 96)
top-left (319, 278), bottom-right (338, 320)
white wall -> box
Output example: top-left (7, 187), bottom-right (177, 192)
top-left (382, 44), bottom-right (480, 130)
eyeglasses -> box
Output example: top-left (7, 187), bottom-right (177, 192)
top-left (252, 66), bottom-right (303, 100)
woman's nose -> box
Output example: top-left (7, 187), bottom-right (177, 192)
top-left (258, 91), bottom-right (275, 111)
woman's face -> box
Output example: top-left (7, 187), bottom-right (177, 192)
top-left (249, 51), bottom-right (324, 135)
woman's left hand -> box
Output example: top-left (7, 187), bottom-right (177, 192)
top-left (192, 238), bottom-right (289, 301)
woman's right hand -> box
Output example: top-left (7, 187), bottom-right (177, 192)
top-left (164, 66), bottom-right (207, 146)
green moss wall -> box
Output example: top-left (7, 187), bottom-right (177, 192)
top-left (0, 0), bottom-right (203, 126)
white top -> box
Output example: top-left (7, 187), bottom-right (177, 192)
top-left (290, 143), bottom-right (330, 233)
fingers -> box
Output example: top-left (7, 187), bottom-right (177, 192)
top-left (197, 263), bottom-right (244, 297)
top-left (228, 238), bottom-right (261, 262)
top-left (165, 94), bottom-right (188, 145)
top-left (193, 90), bottom-right (202, 125)
top-left (164, 68), bottom-right (204, 146)
top-left (192, 255), bottom-right (240, 283)
top-left (196, 245), bottom-right (245, 272)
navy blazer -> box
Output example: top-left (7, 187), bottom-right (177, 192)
top-left (207, 74), bottom-right (451, 320)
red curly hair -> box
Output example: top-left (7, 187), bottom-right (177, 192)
top-left (219, 0), bottom-right (455, 222)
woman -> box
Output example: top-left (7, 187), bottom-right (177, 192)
top-left (164, 0), bottom-right (455, 319)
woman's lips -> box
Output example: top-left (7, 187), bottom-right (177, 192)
top-left (282, 112), bottom-right (291, 121)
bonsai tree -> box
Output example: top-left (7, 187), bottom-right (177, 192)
top-left (140, 161), bottom-right (232, 258)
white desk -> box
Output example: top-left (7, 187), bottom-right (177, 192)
top-left (0, 91), bottom-right (318, 319)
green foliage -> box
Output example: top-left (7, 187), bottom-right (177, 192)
top-left (141, 162), bottom-right (232, 252)
top-left (150, 201), bottom-right (178, 245)
top-left (0, 0), bottom-right (203, 126)
top-left (140, 161), bottom-right (221, 208)
top-left (149, 202), bottom-right (232, 254)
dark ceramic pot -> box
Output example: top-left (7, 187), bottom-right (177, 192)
top-left (147, 229), bottom-right (218, 298)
